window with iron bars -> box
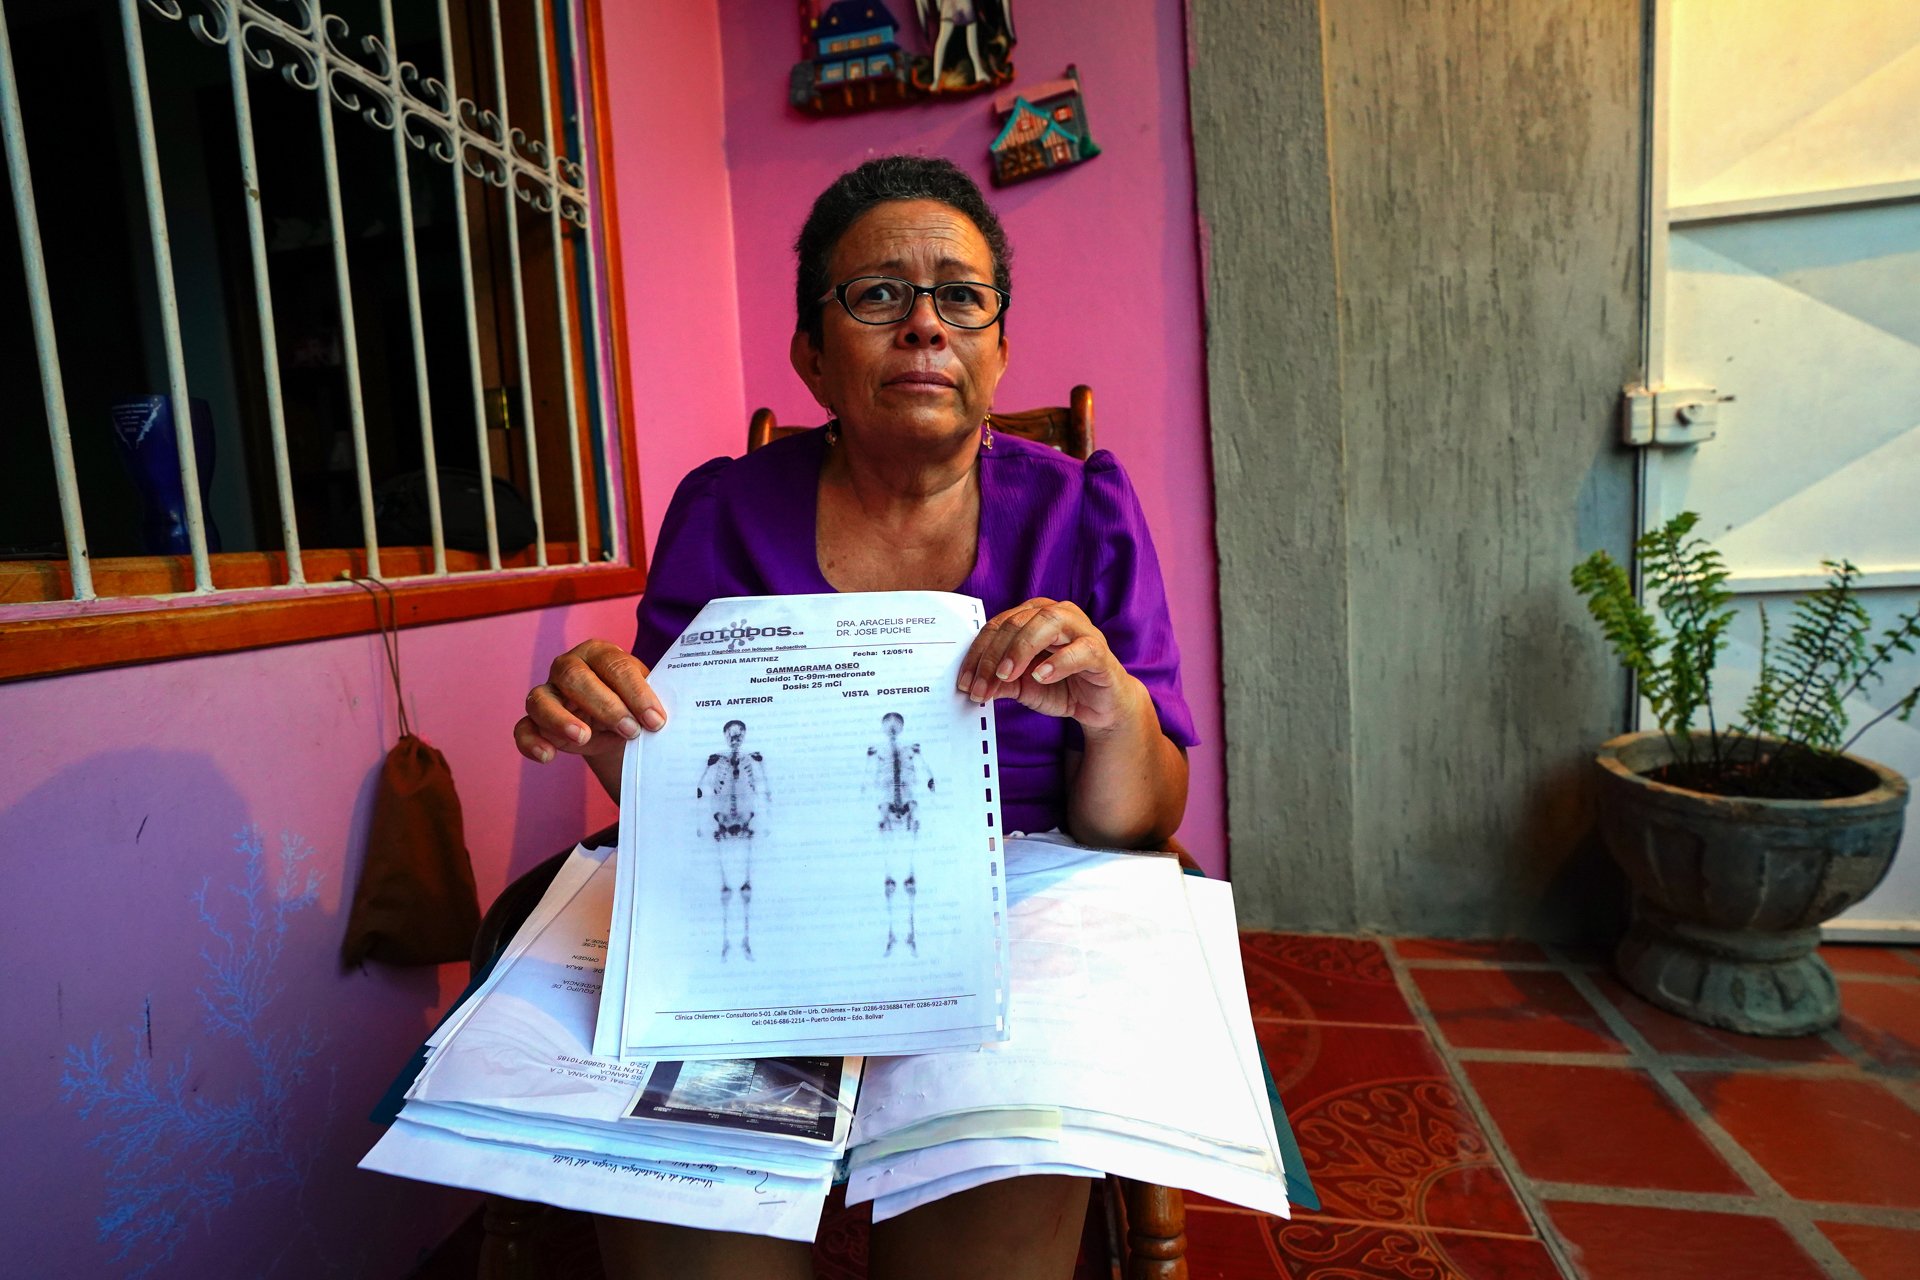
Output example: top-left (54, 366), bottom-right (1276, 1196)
top-left (0, 0), bottom-right (640, 679)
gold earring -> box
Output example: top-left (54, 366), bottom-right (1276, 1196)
top-left (981, 413), bottom-right (994, 451)
top-left (825, 418), bottom-right (840, 445)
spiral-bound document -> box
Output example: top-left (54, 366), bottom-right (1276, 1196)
top-left (597, 591), bottom-right (1011, 1061)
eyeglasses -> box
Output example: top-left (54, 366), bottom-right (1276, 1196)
top-left (818, 276), bottom-right (1010, 329)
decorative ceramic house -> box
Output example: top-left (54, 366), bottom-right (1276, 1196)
top-left (816, 0), bottom-right (903, 85)
top-left (792, 0), bottom-right (915, 114)
top-left (989, 66), bottom-right (1101, 186)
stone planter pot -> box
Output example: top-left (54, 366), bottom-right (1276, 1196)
top-left (1594, 730), bottom-right (1908, 1036)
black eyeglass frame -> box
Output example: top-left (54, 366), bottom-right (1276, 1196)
top-left (817, 275), bottom-right (1012, 329)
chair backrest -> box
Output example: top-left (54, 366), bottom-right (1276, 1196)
top-left (748, 385), bottom-right (1094, 460)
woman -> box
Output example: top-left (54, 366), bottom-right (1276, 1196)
top-left (514, 155), bottom-right (1195, 1280)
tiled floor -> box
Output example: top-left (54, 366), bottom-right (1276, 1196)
top-left (1188, 934), bottom-right (1920, 1279)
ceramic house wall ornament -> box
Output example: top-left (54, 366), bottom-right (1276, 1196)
top-left (791, 0), bottom-right (1015, 115)
top-left (792, 0), bottom-right (914, 114)
top-left (989, 65), bottom-right (1101, 185)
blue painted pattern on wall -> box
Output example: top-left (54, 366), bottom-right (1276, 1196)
top-left (60, 827), bottom-right (330, 1275)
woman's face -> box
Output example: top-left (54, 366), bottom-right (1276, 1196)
top-left (791, 199), bottom-right (1009, 452)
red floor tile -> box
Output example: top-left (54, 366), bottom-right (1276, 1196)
top-left (1822, 944), bottom-right (1920, 978)
top-left (1185, 1208), bottom-right (1284, 1279)
top-left (1837, 978), bottom-right (1920, 1069)
top-left (1545, 1201), bottom-right (1825, 1280)
top-left (812, 1184), bottom-right (869, 1280)
top-left (1396, 938), bottom-right (1551, 964)
top-left (1188, 1211), bottom-right (1563, 1280)
top-left (1818, 1220), bottom-right (1920, 1280)
top-left (1240, 932), bottom-right (1417, 1025)
top-left (1268, 1219), bottom-right (1562, 1279)
top-left (1587, 972), bottom-right (1847, 1064)
top-left (1465, 1061), bottom-right (1747, 1194)
top-left (1412, 967), bottom-right (1625, 1054)
top-left (1254, 1022), bottom-right (1533, 1236)
top-left (1681, 1070), bottom-right (1920, 1209)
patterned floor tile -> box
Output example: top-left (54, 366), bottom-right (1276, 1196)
top-left (1412, 967), bottom-right (1625, 1054)
top-left (1822, 945), bottom-right (1920, 979)
top-left (1586, 971), bottom-right (1847, 1064)
top-left (1240, 932), bottom-right (1417, 1025)
top-left (812, 1185), bottom-right (870, 1280)
top-left (1185, 1208), bottom-right (1285, 1279)
top-left (1680, 1070), bottom-right (1920, 1209)
top-left (1545, 1201), bottom-right (1826, 1280)
top-left (1188, 1210), bottom-right (1565, 1280)
top-left (1465, 1061), bottom-right (1747, 1194)
top-left (1268, 1217), bottom-right (1563, 1279)
top-left (1817, 1220), bottom-right (1920, 1280)
top-left (1837, 977), bottom-right (1920, 1070)
top-left (1395, 938), bottom-right (1551, 964)
top-left (1256, 1022), bottom-right (1534, 1236)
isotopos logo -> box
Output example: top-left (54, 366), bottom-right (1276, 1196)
top-left (684, 619), bottom-right (801, 651)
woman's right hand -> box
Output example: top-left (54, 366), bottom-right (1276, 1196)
top-left (514, 639), bottom-right (667, 765)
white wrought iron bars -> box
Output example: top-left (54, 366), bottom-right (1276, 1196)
top-left (532, 0), bottom-right (590, 564)
top-left (0, 0), bottom-right (92, 599)
top-left (307, 9), bottom-right (382, 578)
top-left (378, 0), bottom-right (448, 576)
top-left (435, 0), bottom-right (502, 571)
top-left (216, 0), bottom-right (306, 583)
top-left (486, 0), bottom-right (548, 567)
top-left (125, 0), bottom-right (608, 589)
top-left (121, 0), bottom-right (215, 592)
top-left (562, 0), bottom-right (615, 563)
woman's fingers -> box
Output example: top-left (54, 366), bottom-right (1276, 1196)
top-left (514, 714), bottom-right (573, 764)
top-left (960, 603), bottom-right (1042, 702)
top-left (1030, 635), bottom-right (1108, 686)
top-left (958, 600), bottom-right (1115, 705)
top-left (991, 602), bottom-right (1098, 688)
top-left (518, 640), bottom-right (666, 761)
top-left (523, 682), bottom-right (596, 749)
top-left (548, 642), bottom-right (664, 738)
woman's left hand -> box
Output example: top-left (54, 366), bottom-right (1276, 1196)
top-left (958, 598), bottom-right (1147, 735)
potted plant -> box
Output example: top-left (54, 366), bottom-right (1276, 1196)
top-left (1573, 513), bottom-right (1919, 1035)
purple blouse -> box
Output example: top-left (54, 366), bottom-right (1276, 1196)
top-left (632, 428), bottom-right (1197, 835)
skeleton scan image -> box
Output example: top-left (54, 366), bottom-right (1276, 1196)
top-left (695, 720), bottom-right (771, 959)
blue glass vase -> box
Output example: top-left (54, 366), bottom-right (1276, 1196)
top-left (109, 395), bottom-right (222, 555)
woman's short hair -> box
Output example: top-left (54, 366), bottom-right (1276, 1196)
top-left (794, 155), bottom-right (1012, 346)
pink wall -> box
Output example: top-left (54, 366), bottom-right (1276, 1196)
top-left (713, 0), bottom-right (1225, 870)
top-left (0, 5), bottom-right (1224, 1274)
top-left (0, 602), bottom-right (633, 1277)
top-left (603, 1), bottom-right (748, 544)
top-left (0, 6), bottom-right (742, 1277)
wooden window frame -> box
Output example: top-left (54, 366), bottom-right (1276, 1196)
top-left (0, 0), bottom-right (643, 684)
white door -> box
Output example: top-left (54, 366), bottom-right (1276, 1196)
top-left (1641, 0), bottom-right (1920, 939)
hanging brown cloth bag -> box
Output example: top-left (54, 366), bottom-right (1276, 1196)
top-left (341, 580), bottom-right (481, 967)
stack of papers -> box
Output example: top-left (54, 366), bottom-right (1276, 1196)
top-left (362, 837), bottom-right (1299, 1238)
top-left (361, 845), bottom-right (862, 1241)
top-left (362, 590), bottom-right (1305, 1238)
top-left (845, 836), bottom-right (1293, 1223)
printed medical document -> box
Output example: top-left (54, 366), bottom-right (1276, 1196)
top-left (605, 592), bottom-right (1011, 1060)
top-left (849, 838), bottom-right (1291, 1220)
